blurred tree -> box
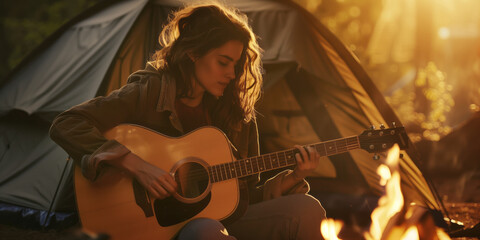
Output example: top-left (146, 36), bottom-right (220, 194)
top-left (0, 0), bottom-right (101, 82)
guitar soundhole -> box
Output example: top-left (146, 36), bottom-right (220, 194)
top-left (174, 162), bottom-right (209, 200)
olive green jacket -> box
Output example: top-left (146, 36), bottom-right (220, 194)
top-left (49, 64), bottom-right (308, 204)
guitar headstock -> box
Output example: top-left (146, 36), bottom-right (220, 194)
top-left (358, 123), bottom-right (408, 153)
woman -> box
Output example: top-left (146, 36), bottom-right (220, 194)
top-left (50, 3), bottom-right (326, 239)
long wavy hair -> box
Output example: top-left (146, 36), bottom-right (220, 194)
top-left (151, 3), bottom-right (263, 135)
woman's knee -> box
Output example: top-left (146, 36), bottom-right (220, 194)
top-left (177, 218), bottom-right (236, 240)
top-left (288, 194), bottom-right (327, 220)
top-left (291, 194), bottom-right (326, 239)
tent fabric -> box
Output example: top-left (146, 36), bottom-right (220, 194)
top-left (301, 7), bottom-right (439, 209)
top-left (0, 0), bottom-right (442, 228)
top-left (0, 0), bottom-right (148, 116)
top-left (0, 0), bottom-right (148, 213)
top-left (0, 111), bottom-right (73, 211)
top-left (309, 27), bottom-right (439, 208)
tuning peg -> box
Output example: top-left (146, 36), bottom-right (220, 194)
top-left (380, 124), bottom-right (385, 130)
top-left (392, 122), bottom-right (396, 128)
top-left (373, 154), bottom-right (380, 160)
top-left (369, 125), bottom-right (376, 130)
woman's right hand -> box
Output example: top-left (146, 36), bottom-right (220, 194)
top-left (133, 160), bottom-right (178, 199)
top-left (114, 152), bottom-right (178, 199)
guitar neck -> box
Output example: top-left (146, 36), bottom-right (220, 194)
top-left (208, 136), bottom-right (360, 183)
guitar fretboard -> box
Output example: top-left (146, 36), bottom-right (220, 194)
top-left (208, 136), bottom-right (359, 183)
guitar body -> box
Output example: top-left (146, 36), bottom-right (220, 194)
top-left (74, 123), bottom-right (408, 239)
top-left (75, 124), bottom-right (241, 240)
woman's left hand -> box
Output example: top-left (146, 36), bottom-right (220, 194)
top-left (292, 145), bottom-right (320, 180)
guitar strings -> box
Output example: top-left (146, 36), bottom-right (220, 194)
top-left (173, 142), bottom-right (361, 182)
top-left (175, 136), bottom-right (391, 184)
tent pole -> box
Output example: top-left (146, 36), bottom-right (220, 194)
top-left (42, 156), bottom-right (71, 230)
top-left (400, 155), bottom-right (453, 231)
top-left (426, 176), bottom-right (453, 232)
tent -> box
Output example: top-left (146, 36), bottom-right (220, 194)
top-left (0, 0), bottom-right (445, 229)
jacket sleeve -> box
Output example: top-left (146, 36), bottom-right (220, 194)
top-left (49, 74), bottom-right (153, 181)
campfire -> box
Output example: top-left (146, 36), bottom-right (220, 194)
top-left (321, 145), bottom-right (452, 240)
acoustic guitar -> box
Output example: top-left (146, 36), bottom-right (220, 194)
top-left (75, 123), bottom-right (408, 239)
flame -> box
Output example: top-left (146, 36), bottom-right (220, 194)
top-left (436, 228), bottom-right (452, 240)
top-left (321, 218), bottom-right (343, 240)
top-left (317, 143), bottom-right (454, 239)
top-left (402, 226), bottom-right (419, 240)
top-left (364, 144), bottom-right (452, 240)
top-left (366, 144), bottom-right (403, 240)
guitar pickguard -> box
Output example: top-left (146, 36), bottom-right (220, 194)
top-left (132, 179), bottom-right (154, 217)
top-left (153, 193), bottom-right (211, 226)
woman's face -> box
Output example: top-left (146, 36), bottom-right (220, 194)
top-left (192, 40), bottom-right (244, 98)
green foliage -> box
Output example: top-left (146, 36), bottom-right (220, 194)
top-left (0, 0), bottom-right (101, 81)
